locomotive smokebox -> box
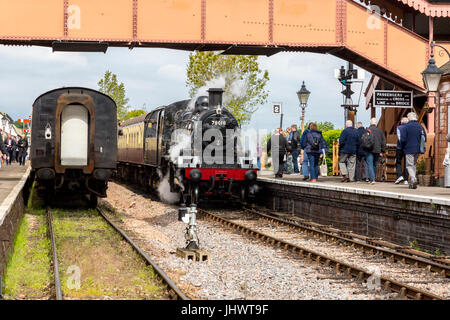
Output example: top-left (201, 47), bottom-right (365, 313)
top-left (207, 88), bottom-right (224, 108)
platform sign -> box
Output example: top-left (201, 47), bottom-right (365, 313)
top-left (272, 103), bottom-right (282, 114)
top-left (373, 90), bottom-right (413, 108)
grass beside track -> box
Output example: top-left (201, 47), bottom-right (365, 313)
top-left (2, 209), bottom-right (52, 299)
top-left (52, 208), bottom-right (167, 299)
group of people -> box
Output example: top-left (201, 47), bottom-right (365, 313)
top-left (338, 113), bottom-right (424, 189)
top-left (268, 112), bottom-right (425, 189)
top-left (267, 122), bottom-right (328, 182)
top-left (0, 132), bottom-right (29, 168)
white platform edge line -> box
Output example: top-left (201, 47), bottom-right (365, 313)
top-left (258, 176), bottom-right (450, 208)
top-left (0, 166), bottom-right (31, 226)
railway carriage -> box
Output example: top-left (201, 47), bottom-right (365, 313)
top-left (31, 87), bottom-right (117, 205)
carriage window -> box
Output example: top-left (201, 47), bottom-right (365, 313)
top-left (146, 111), bottom-right (159, 138)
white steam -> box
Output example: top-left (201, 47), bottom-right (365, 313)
top-left (157, 172), bottom-right (180, 205)
top-left (187, 76), bottom-right (226, 110)
top-left (169, 130), bottom-right (192, 163)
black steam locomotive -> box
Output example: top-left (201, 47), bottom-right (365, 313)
top-left (31, 87), bottom-right (117, 205)
top-left (117, 88), bottom-right (259, 205)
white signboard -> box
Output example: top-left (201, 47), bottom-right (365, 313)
top-left (272, 103), bottom-right (282, 114)
top-left (373, 90), bottom-right (413, 108)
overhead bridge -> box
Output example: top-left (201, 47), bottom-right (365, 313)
top-left (0, 0), bottom-right (449, 91)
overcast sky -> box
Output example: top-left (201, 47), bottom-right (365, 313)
top-left (0, 45), bottom-right (373, 130)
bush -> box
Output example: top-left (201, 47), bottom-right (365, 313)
top-left (322, 129), bottom-right (343, 175)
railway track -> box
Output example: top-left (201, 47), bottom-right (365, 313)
top-left (198, 208), bottom-right (446, 300)
top-left (244, 206), bottom-right (450, 278)
top-left (46, 208), bottom-right (63, 300)
top-left (45, 206), bottom-right (187, 300)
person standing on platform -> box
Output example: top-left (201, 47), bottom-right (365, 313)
top-left (395, 117), bottom-right (409, 185)
top-left (355, 122), bottom-right (369, 182)
top-left (267, 128), bottom-right (288, 178)
top-left (300, 123), bottom-right (311, 181)
top-left (290, 124), bottom-right (301, 175)
top-left (284, 127), bottom-right (293, 174)
top-left (400, 112), bottom-right (426, 189)
top-left (338, 120), bottom-right (359, 182)
top-left (17, 135), bottom-right (28, 166)
top-left (3, 134), bottom-right (16, 165)
top-left (363, 118), bottom-right (386, 184)
top-left (304, 122), bottom-right (328, 182)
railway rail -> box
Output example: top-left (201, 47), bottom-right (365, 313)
top-left (46, 208), bottom-right (63, 300)
top-left (198, 208), bottom-right (445, 300)
top-left (96, 207), bottom-right (188, 300)
top-left (244, 206), bottom-right (450, 278)
top-left (45, 206), bottom-right (187, 300)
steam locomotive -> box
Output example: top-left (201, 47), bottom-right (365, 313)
top-left (31, 87), bottom-right (117, 206)
top-left (116, 88), bottom-right (259, 205)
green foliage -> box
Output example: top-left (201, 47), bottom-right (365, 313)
top-left (123, 109), bottom-right (146, 121)
top-left (322, 129), bottom-right (343, 175)
top-left (416, 158), bottom-right (426, 173)
top-left (98, 70), bottom-right (130, 120)
top-left (186, 51), bottom-right (269, 125)
top-left (13, 121), bottom-right (24, 129)
top-left (317, 121), bottom-right (335, 132)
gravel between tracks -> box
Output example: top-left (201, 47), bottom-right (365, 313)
top-left (217, 211), bottom-right (450, 298)
top-left (101, 182), bottom-right (399, 300)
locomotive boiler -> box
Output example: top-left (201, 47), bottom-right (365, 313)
top-left (117, 88), bottom-right (259, 205)
top-left (31, 87), bottom-right (117, 205)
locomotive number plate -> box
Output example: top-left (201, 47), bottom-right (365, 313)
top-left (210, 119), bottom-right (226, 126)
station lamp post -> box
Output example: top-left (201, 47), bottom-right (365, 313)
top-left (297, 81), bottom-right (311, 133)
top-left (297, 81), bottom-right (311, 167)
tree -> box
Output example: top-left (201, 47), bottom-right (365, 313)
top-left (186, 51), bottom-right (269, 124)
top-left (98, 71), bottom-right (130, 120)
top-left (123, 109), bottom-right (146, 121)
top-left (317, 121), bottom-right (335, 132)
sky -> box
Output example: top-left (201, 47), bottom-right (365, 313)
top-left (0, 45), bottom-right (373, 130)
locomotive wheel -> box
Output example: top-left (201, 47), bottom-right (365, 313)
top-left (240, 186), bottom-right (247, 203)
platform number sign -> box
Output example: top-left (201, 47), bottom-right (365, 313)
top-left (273, 103), bottom-right (282, 114)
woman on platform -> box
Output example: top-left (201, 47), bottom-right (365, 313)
top-left (303, 122), bottom-right (328, 182)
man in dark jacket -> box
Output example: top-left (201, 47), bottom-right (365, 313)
top-left (290, 124), bottom-right (301, 174)
top-left (355, 122), bottom-right (368, 182)
top-left (267, 128), bottom-right (288, 178)
top-left (17, 135), bottom-right (28, 166)
top-left (338, 120), bottom-right (359, 182)
top-left (365, 118), bottom-right (386, 184)
top-left (395, 117), bottom-right (409, 184)
top-left (400, 112), bottom-right (425, 189)
top-left (3, 134), bottom-right (16, 165)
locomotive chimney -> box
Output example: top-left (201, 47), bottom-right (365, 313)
top-left (207, 88), bottom-right (224, 109)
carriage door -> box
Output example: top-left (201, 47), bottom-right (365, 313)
top-left (61, 104), bottom-right (88, 166)
top-left (157, 110), bottom-right (164, 165)
top-left (144, 111), bottom-right (159, 165)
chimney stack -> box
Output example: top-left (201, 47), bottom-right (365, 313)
top-left (207, 88), bottom-right (224, 109)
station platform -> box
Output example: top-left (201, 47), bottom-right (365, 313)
top-left (257, 170), bottom-right (450, 253)
top-left (0, 163), bottom-right (31, 277)
top-left (258, 170), bottom-right (450, 208)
